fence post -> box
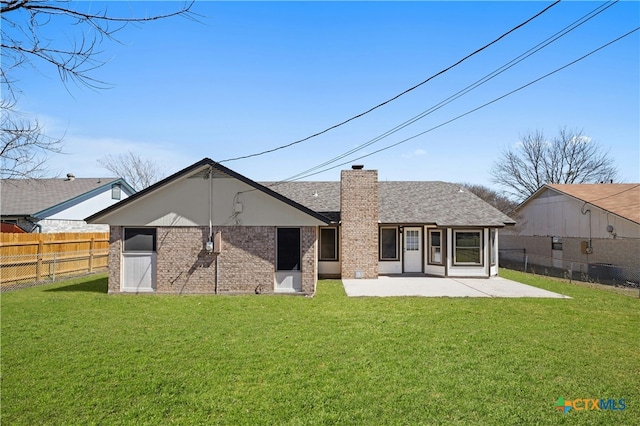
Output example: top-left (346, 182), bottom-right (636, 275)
top-left (524, 255), bottom-right (528, 273)
top-left (89, 237), bottom-right (95, 273)
top-left (52, 253), bottom-right (56, 282)
top-left (569, 262), bottom-right (573, 283)
top-left (36, 239), bottom-right (43, 281)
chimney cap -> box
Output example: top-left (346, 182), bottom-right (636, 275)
top-left (351, 164), bottom-right (364, 170)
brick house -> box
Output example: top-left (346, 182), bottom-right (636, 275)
top-left (87, 158), bottom-right (515, 295)
top-left (500, 183), bottom-right (640, 283)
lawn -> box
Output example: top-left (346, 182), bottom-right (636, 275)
top-left (1, 270), bottom-right (638, 425)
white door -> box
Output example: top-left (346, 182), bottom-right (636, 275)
top-left (122, 253), bottom-right (156, 292)
top-left (403, 227), bottom-right (422, 273)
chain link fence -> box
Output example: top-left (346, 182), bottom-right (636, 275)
top-left (0, 249), bottom-right (108, 292)
top-left (500, 249), bottom-right (640, 290)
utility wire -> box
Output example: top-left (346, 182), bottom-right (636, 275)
top-left (218, 0), bottom-right (561, 163)
top-left (282, 0), bottom-right (618, 183)
top-left (587, 184), bottom-right (640, 203)
top-left (283, 27), bottom-right (639, 182)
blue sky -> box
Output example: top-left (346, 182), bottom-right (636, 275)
top-left (13, 1), bottom-right (640, 190)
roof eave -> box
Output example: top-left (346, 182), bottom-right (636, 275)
top-left (86, 159), bottom-right (331, 225)
top-left (36, 178), bottom-right (132, 219)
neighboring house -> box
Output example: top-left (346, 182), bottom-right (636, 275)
top-left (86, 158), bottom-right (514, 295)
top-left (500, 183), bottom-right (640, 282)
top-left (1, 175), bottom-right (135, 233)
top-left (0, 222), bottom-right (26, 233)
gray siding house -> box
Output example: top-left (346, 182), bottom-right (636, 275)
top-left (1, 176), bottom-right (135, 233)
top-left (500, 183), bottom-right (640, 282)
top-left (87, 158), bottom-right (515, 295)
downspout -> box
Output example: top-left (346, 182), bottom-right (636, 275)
top-left (580, 202), bottom-right (592, 253)
top-left (215, 255), bottom-right (219, 295)
top-left (206, 166), bottom-right (218, 294)
top-left (30, 223), bottom-right (42, 233)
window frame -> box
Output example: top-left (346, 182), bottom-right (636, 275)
top-left (428, 229), bottom-right (443, 265)
top-left (123, 228), bottom-right (157, 253)
top-left (379, 227), bottom-right (399, 261)
top-left (453, 229), bottom-right (483, 266)
top-left (319, 227), bottom-right (339, 261)
top-left (551, 236), bottom-right (563, 251)
top-left (490, 229), bottom-right (497, 266)
top-left (276, 227), bottom-right (301, 271)
top-left (111, 183), bottom-right (122, 200)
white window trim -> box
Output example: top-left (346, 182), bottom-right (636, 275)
top-left (453, 229), bottom-right (483, 266)
top-left (490, 229), bottom-right (497, 266)
top-left (428, 229), bottom-right (443, 265)
top-left (111, 183), bottom-right (122, 200)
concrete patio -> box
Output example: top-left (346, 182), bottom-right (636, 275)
top-left (342, 275), bottom-right (571, 298)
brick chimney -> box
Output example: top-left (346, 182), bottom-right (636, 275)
top-left (340, 165), bottom-right (378, 279)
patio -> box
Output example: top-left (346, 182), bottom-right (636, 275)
top-left (342, 275), bottom-right (571, 298)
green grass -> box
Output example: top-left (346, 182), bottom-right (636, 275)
top-left (2, 270), bottom-right (638, 425)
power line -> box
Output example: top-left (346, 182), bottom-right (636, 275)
top-left (282, 0), bottom-right (618, 182)
top-left (282, 27), bottom-right (639, 182)
top-left (588, 184), bottom-right (640, 203)
top-left (218, 0), bottom-right (561, 163)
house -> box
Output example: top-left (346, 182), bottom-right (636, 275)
top-left (1, 175), bottom-right (135, 233)
top-left (500, 183), bottom-right (640, 283)
top-left (86, 158), bottom-right (514, 295)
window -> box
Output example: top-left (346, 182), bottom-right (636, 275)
top-left (380, 227), bottom-right (398, 260)
top-left (111, 183), bottom-right (122, 200)
top-left (124, 228), bottom-right (156, 252)
top-left (405, 229), bottom-right (419, 251)
top-left (490, 229), bottom-right (497, 266)
top-left (277, 228), bottom-right (301, 271)
top-left (552, 236), bottom-right (563, 251)
top-left (454, 230), bottom-right (482, 265)
top-left (429, 230), bottom-right (442, 264)
top-left (319, 227), bottom-right (338, 261)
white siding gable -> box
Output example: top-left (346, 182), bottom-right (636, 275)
top-left (93, 173), bottom-right (325, 227)
top-left (518, 189), bottom-right (639, 239)
top-left (44, 185), bottom-right (131, 221)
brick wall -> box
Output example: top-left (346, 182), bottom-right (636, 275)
top-left (300, 226), bottom-right (318, 294)
top-left (108, 226), bottom-right (122, 293)
top-left (500, 234), bottom-right (639, 273)
top-left (109, 225), bottom-right (318, 295)
top-left (567, 237), bottom-right (639, 271)
top-left (340, 168), bottom-right (379, 279)
top-left (38, 219), bottom-right (109, 233)
top-left (216, 226), bottom-right (276, 294)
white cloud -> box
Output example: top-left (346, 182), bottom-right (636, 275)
top-left (46, 134), bottom-right (196, 179)
top-left (401, 148), bottom-right (427, 158)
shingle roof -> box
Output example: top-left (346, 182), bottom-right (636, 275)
top-left (264, 181), bottom-right (515, 227)
top-left (1, 178), bottom-right (121, 216)
top-left (546, 184), bottom-right (640, 224)
top-left (262, 182), bottom-right (341, 222)
top-left (380, 181), bottom-right (514, 226)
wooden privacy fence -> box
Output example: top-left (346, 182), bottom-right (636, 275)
top-left (0, 232), bottom-right (109, 290)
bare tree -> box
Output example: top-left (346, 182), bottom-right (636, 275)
top-left (1, 100), bottom-right (62, 178)
top-left (460, 183), bottom-right (518, 216)
top-left (0, 0), bottom-right (196, 179)
top-left (1, 1), bottom-right (196, 93)
top-left (98, 151), bottom-right (165, 191)
top-left (491, 128), bottom-right (619, 201)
